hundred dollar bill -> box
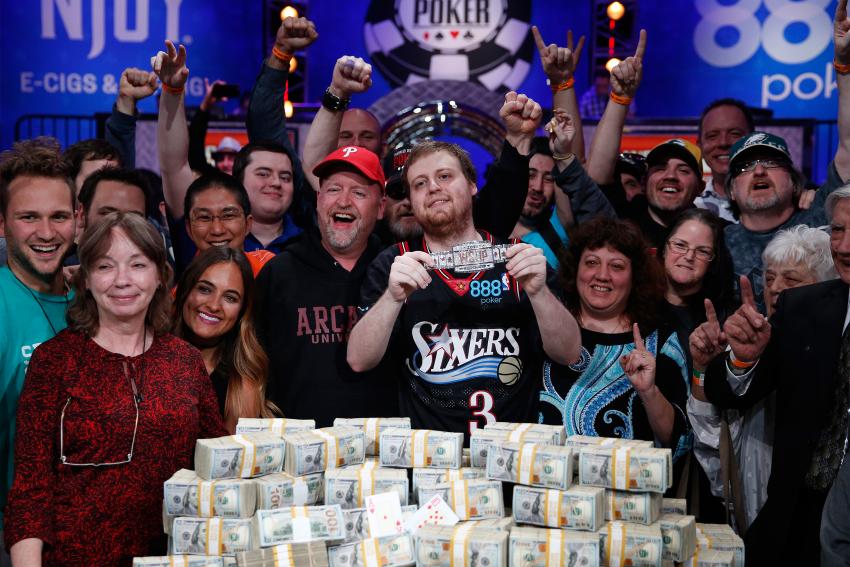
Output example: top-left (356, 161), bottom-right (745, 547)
top-left (661, 498), bottom-right (687, 515)
top-left (283, 427), bottom-right (365, 476)
top-left (604, 489), bottom-right (661, 525)
top-left (132, 557), bottom-right (223, 567)
top-left (657, 513), bottom-right (697, 562)
top-left (417, 479), bottom-right (504, 520)
top-left (171, 517), bottom-right (255, 556)
top-left (512, 485), bottom-right (604, 532)
top-left (164, 469), bottom-right (256, 519)
top-left (459, 518), bottom-right (514, 531)
top-left (578, 446), bottom-right (672, 493)
top-left (415, 525), bottom-right (507, 567)
top-left (253, 505), bottom-right (346, 546)
top-left (598, 521), bottom-right (664, 567)
top-left (223, 559), bottom-right (236, 567)
top-left (682, 548), bottom-right (736, 567)
top-left (195, 433), bottom-right (285, 480)
top-left (328, 533), bottom-right (415, 567)
top-left (469, 429), bottom-right (560, 469)
top-left (255, 471), bottom-right (324, 509)
top-left (508, 526), bottom-right (600, 567)
top-left (235, 418), bottom-right (316, 436)
top-left (342, 506), bottom-right (417, 544)
top-left (564, 435), bottom-right (653, 469)
top-left (333, 418), bottom-right (411, 456)
top-left (411, 468), bottom-right (486, 502)
top-left (483, 423), bottom-right (565, 444)
top-left (462, 448), bottom-right (471, 468)
top-left (486, 441), bottom-right (573, 490)
top-left (695, 524), bottom-right (744, 567)
top-left (235, 542), bottom-right (329, 567)
top-left (325, 467), bottom-right (409, 509)
top-left (379, 428), bottom-right (463, 469)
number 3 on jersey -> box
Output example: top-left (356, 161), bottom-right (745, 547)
top-left (468, 390), bottom-right (496, 436)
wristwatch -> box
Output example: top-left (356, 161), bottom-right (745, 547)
top-left (322, 88), bottom-right (350, 112)
top-left (428, 240), bottom-right (511, 273)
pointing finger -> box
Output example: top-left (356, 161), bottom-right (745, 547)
top-left (704, 298), bottom-right (718, 326)
top-left (573, 34), bottom-right (586, 61)
top-left (739, 275), bottom-right (757, 309)
top-left (634, 29), bottom-right (646, 60)
top-left (632, 323), bottom-right (645, 350)
top-left (532, 25), bottom-right (547, 54)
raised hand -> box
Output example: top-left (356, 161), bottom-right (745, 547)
top-left (723, 276), bottom-right (771, 363)
top-left (689, 299), bottom-right (728, 371)
top-left (621, 323), bottom-right (656, 394)
top-left (119, 67), bottom-right (157, 101)
top-left (836, 0), bottom-right (850, 65)
top-left (200, 79), bottom-right (226, 112)
top-left (505, 243), bottom-right (547, 297)
top-left (387, 251), bottom-right (433, 302)
top-left (330, 56), bottom-right (372, 99)
top-left (500, 91), bottom-right (542, 148)
top-left (546, 108), bottom-right (576, 156)
top-left (275, 16), bottom-right (319, 52)
top-left (151, 40), bottom-right (188, 91)
top-left (532, 26), bottom-right (585, 85)
top-left (610, 29), bottom-right (646, 99)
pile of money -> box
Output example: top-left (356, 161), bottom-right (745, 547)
top-left (681, 548), bottom-right (736, 567)
top-left (460, 518), bottom-right (514, 531)
top-left (255, 471), bottom-right (325, 509)
top-left (327, 533), bottom-right (415, 567)
top-left (485, 441), bottom-right (573, 490)
top-left (235, 418), bottom-right (316, 436)
top-left (661, 498), bottom-right (687, 515)
top-left (604, 489), bottom-right (661, 525)
top-left (235, 542), bottom-right (328, 567)
top-left (253, 505), bottom-right (346, 547)
top-left (132, 557), bottom-right (223, 567)
top-left (509, 526), bottom-right (600, 567)
top-left (333, 418), bottom-right (411, 456)
top-left (341, 506), bottom-right (417, 543)
top-left (414, 525), bottom-right (508, 567)
top-left (565, 435), bottom-right (653, 469)
top-left (411, 468), bottom-right (485, 501)
top-left (417, 479), bottom-right (504, 520)
top-left (469, 429), bottom-right (560, 468)
top-left (283, 427), bottom-right (365, 476)
top-left (484, 423), bottom-right (565, 444)
top-left (379, 429), bottom-right (463, 469)
top-left (512, 485), bottom-right (604, 531)
top-left (195, 434), bottom-right (285, 480)
top-left (325, 467), bottom-right (409, 508)
top-left (171, 517), bottom-right (255, 556)
top-left (695, 524), bottom-right (744, 567)
top-left (658, 513), bottom-right (697, 562)
top-left (598, 521), bottom-right (664, 567)
top-left (578, 446), bottom-right (672, 493)
top-left (164, 469), bottom-right (256, 519)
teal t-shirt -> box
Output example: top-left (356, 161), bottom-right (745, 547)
top-left (520, 209), bottom-right (569, 269)
top-left (0, 266), bottom-right (71, 526)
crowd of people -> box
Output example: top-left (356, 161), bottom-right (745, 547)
top-left (3, 2), bottom-right (850, 565)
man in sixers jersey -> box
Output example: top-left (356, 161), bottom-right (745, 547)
top-left (349, 133), bottom-right (581, 440)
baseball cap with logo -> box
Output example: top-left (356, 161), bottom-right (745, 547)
top-left (646, 139), bottom-right (703, 177)
top-left (728, 131), bottom-right (792, 174)
top-left (382, 145), bottom-right (414, 200)
top-left (312, 145), bottom-right (386, 191)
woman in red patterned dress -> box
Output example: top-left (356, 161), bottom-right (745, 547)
top-left (5, 212), bottom-right (227, 566)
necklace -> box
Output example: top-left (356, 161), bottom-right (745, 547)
top-left (8, 268), bottom-right (70, 335)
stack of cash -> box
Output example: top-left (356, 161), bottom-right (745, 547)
top-left (578, 446), bottom-right (672, 493)
top-left (235, 418), bottom-right (316, 436)
top-left (417, 478), bottom-right (504, 520)
top-left (164, 469), bottom-right (256, 519)
top-left (255, 471), bottom-right (325, 509)
top-left (565, 435), bottom-right (653, 470)
top-left (344, 459), bottom-right (382, 470)
top-left (681, 549), bottom-right (736, 567)
top-left (512, 485), bottom-right (604, 531)
top-left (598, 521), bottom-right (664, 567)
top-left (695, 524), bottom-right (744, 567)
top-left (171, 517), bottom-right (255, 556)
top-left (379, 429), bottom-right (463, 469)
top-left (132, 557), bottom-right (223, 567)
top-left (484, 423), bottom-right (565, 444)
top-left (282, 427), bottom-right (365, 476)
top-left (604, 489), bottom-right (661, 525)
top-left (325, 467), bottom-right (409, 508)
top-left (411, 467), bottom-right (485, 501)
top-left (195, 434), bottom-right (285, 480)
top-left (333, 418), bottom-right (411, 456)
top-left (460, 518), bottom-right (514, 530)
top-left (661, 498), bottom-right (687, 515)
top-left (341, 506), bottom-right (417, 543)
top-left (414, 525), bottom-right (508, 567)
top-left (658, 513), bottom-right (697, 562)
top-left (235, 542), bottom-right (328, 567)
top-left (253, 505), bottom-right (346, 546)
top-left (485, 441), bottom-right (573, 490)
top-left (508, 526), bottom-right (600, 567)
top-left (327, 533), bottom-right (415, 567)
top-left (469, 429), bottom-right (560, 468)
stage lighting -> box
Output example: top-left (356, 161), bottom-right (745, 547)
top-left (289, 56), bottom-right (297, 73)
top-left (607, 2), bottom-right (625, 21)
top-left (284, 99), bottom-right (294, 118)
top-left (280, 6), bottom-right (298, 20)
top-left (605, 57), bottom-right (621, 72)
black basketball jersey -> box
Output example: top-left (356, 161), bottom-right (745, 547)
top-left (359, 232), bottom-right (543, 443)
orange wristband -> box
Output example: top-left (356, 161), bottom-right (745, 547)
top-left (836, 60), bottom-right (850, 75)
top-left (272, 46), bottom-right (293, 63)
top-left (161, 83), bottom-right (184, 95)
top-left (610, 92), bottom-right (632, 106)
top-left (550, 77), bottom-right (575, 93)
top-left (729, 352), bottom-right (756, 369)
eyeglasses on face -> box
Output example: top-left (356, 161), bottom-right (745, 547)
top-left (667, 238), bottom-right (715, 262)
top-left (733, 158), bottom-right (788, 177)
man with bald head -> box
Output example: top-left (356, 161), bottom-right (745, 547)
top-left (339, 108), bottom-right (382, 155)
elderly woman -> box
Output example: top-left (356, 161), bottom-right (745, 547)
top-left (5, 212), bottom-right (227, 565)
top-left (538, 218), bottom-right (690, 459)
top-left (689, 224), bottom-right (836, 530)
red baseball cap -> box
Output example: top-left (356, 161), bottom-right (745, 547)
top-left (312, 146), bottom-right (386, 191)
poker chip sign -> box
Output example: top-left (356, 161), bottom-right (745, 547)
top-left (364, 0), bottom-right (533, 91)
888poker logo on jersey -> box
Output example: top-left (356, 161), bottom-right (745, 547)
top-left (364, 0), bottom-right (533, 91)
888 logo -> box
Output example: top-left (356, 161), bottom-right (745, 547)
top-left (470, 278), bottom-right (507, 298)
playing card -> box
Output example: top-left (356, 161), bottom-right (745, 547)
top-left (365, 491), bottom-right (404, 537)
top-left (403, 494), bottom-right (460, 534)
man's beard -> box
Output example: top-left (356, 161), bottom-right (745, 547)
top-left (388, 217), bottom-right (423, 240)
top-left (418, 199), bottom-right (472, 238)
top-left (321, 220), bottom-right (362, 253)
top-left (10, 242), bottom-right (65, 286)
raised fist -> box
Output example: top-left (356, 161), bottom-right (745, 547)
top-left (275, 17), bottom-right (319, 52)
top-left (330, 56), bottom-right (373, 99)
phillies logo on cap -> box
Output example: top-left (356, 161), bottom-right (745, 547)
top-left (342, 146), bottom-right (358, 158)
